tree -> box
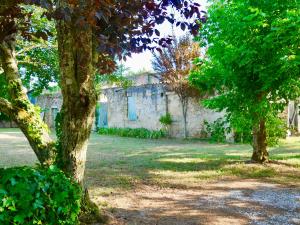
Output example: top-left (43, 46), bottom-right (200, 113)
top-left (0, 7), bottom-right (58, 127)
top-left (190, 0), bottom-right (300, 162)
top-left (0, 0), bottom-right (203, 180)
top-left (0, 4), bottom-right (57, 165)
top-left (152, 34), bottom-right (201, 138)
top-left (1, 0), bottom-right (204, 220)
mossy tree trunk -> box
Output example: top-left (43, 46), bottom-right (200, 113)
top-left (251, 119), bottom-right (269, 163)
top-left (55, 1), bottom-right (102, 222)
top-left (0, 22), bottom-right (56, 165)
top-left (56, 0), bottom-right (97, 185)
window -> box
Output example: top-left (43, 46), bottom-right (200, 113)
top-left (127, 96), bottom-right (137, 121)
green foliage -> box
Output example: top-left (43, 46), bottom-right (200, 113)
top-left (191, 0), bottom-right (300, 147)
top-left (0, 166), bottom-right (81, 225)
top-left (94, 103), bottom-right (101, 128)
top-left (230, 113), bottom-right (286, 146)
top-left (159, 113), bottom-right (173, 126)
top-left (16, 6), bottom-right (59, 96)
top-left (265, 114), bottom-right (287, 146)
top-left (55, 111), bottom-right (63, 167)
top-left (229, 113), bottom-right (253, 144)
top-left (98, 127), bottom-right (166, 139)
top-left (96, 64), bottom-right (132, 89)
top-left (203, 118), bottom-right (228, 143)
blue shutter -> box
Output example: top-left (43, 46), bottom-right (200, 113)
top-left (128, 96), bottom-right (137, 121)
top-left (99, 103), bottom-right (108, 127)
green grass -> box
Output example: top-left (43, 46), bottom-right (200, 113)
top-left (0, 129), bottom-right (300, 194)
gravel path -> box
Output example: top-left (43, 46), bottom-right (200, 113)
top-left (92, 180), bottom-right (300, 225)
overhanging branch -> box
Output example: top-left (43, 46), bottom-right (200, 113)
top-left (0, 97), bottom-right (13, 116)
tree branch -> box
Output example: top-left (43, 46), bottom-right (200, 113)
top-left (0, 97), bottom-right (13, 116)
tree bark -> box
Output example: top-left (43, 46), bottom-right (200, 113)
top-left (56, 0), bottom-right (97, 184)
top-left (180, 96), bottom-right (188, 138)
top-left (251, 119), bottom-right (269, 163)
top-left (0, 31), bottom-right (56, 165)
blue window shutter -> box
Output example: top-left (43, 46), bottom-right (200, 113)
top-left (128, 96), bottom-right (137, 121)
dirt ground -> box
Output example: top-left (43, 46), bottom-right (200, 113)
top-left (93, 179), bottom-right (300, 225)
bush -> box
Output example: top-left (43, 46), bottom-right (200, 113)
top-left (204, 118), bottom-right (229, 143)
top-left (229, 113), bottom-right (287, 146)
top-left (98, 127), bottom-right (166, 139)
top-left (266, 115), bottom-right (287, 147)
top-left (0, 166), bottom-right (81, 225)
top-left (159, 113), bottom-right (173, 126)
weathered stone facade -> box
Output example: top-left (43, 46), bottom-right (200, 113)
top-left (36, 92), bottom-right (62, 128)
top-left (99, 83), bottom-right (224, 138)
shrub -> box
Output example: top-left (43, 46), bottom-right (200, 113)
top-left (203, 118), bottom-right (229, 143)
top-left (98, 127), bottom-right (166, 139)
top-left (229, 113), bottom-right (287, 146)
top-left (0, 166), bottom-right (81, 225)
top-left (159, 113), bottom-right (173, 126)
top-left (266, 115), bottom-right (287, 147)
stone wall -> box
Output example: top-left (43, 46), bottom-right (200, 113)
top-left (287, 100), bottom-right (300, 135)
top-left (36, 92), bottom-right (62, 128)
top-left (167, 93), bottom-right (224, 137)
top-left (30, 84), bottom-right (224, 138)
top-left (101, 84), bottom-right (166, 131)
top-left (101, 84), bottom-right (224, 138)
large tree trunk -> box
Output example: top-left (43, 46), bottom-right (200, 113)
top-left (55, 2), bottom-right (102, 223)
top-left (56, 1), bottom-right (97, 184)
top-left (0, 26), bottom-right (56, 165)
top-left (251, 119), bottom-right (269, 163)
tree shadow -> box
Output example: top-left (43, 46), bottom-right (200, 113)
top-left (105, 183), bottom-right (300, 225)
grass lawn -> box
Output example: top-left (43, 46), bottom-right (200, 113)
top-left (1, 128), bottom-right (299, 192)
top-left (1, 129), bottom-right (300, 224)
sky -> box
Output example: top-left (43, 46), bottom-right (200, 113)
top-left (124, 0), bottom-right (208, 73)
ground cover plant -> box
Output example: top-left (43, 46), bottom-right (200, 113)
top-left (0, 165), bottom-right (81, 225)
top-left (98, 127), bottom-right (166, 139)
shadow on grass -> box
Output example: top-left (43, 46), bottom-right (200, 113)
top-left (85, 144), bottom-right (293, 190)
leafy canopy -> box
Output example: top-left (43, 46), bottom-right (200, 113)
top-left (191, 0), bottom-right (300, 128)
top-left (1, 0), bottom-right (205, 74)
top-left (0, 5), bottom-right (59, 97)
top-left (152, 34), bottom-right (201, 99)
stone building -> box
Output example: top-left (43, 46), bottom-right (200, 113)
top-left (97, 73), bottom-right (224, 138)
top-left (0, 91), bottom-right (62, 129)
top-left (35, 91), bottom-right (62, 129)
top-left (1, 73), bottom-right (297, 139)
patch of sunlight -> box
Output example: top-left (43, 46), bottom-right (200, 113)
top-left (280, 137), bottom-right (300, 144)
top-left (150, 169), bottom-right (200, 177)
top-left (272, 153), bottom-right (300, 157)
top-left (222, 164), bottom-right (276, 178)
top-left (272, 146), bottom-right (300, 151)
top-left (0, 134), bottom-right (24, 140)
top-left (159, 152), bottom-right (194, 157)
top-left (157, 158), bottom-right (207, 163)
top-left (149, 169), bottom-right (223, 180)
top-left (225, 152), bottom-right (250, 157)
top-left (149, 169), bottom-right (226, 187)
